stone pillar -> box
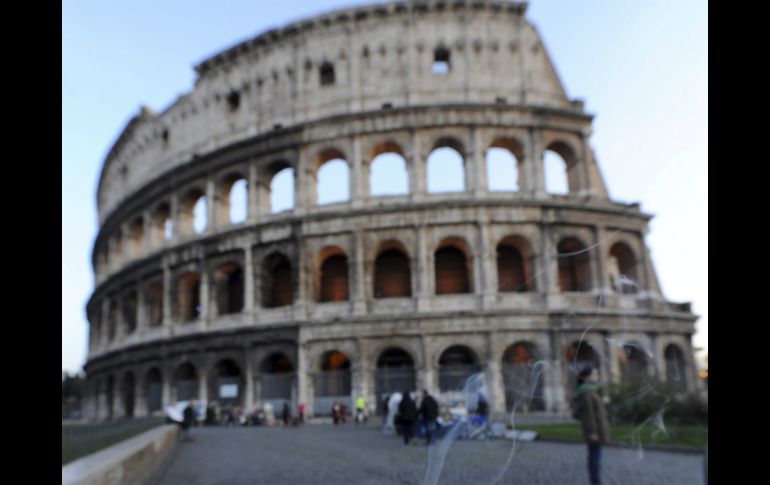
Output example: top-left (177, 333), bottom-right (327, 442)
top-left (416, 226), bottom-right (431, 311)
top-left (352, 231), bottom-right (367, 315)
top-left (550, 331), bottom-right (568, 413)
top-left (541, 225), bottom-right (560, 295)
top-left (198, 359), bottom-right (209, 402)
top-left (162, 260), bottom-right (173, 328)
top-left (143, 210), bottom-right (152, 255)
top-left (297, 342), bottom-right (310, 417)
top-left (478, 221), bottom-right (496, 308)
top-left (420, 335), bottom-right (436, 393)
top-left (409, 130), bottom-right (426, 202)
top-left (244, 348), bottom-right (254, 410)
top-left (243, 245), bottom-right (255, 321)
top-left (161, 369), bottom-right (171, 408)
top-left (590, 226), bottom-right (604, 295)
top-left (294, 150), bottom-right (310, 215)
top-left (101, 299), bottom-right (110, 349)
top-left (136, 284), bottom-right (148, 335)
top-left (487, 332), bottom-right (506, 416)
top-left (527, 128), bottom-right (545, 197)
top-left (606, 333), bottom-right (622, 386)
top-left (350, 136), bottom-right (367, 208)
top-left (205, 177), bottom-right (216, 233)
top-left (170, 192), bottom-right (180, 242)
top-left (468, 127), bottom-right (488, 197)
top-left (248, 162), bottom-right (260, 223)
top-left (200, 261), bottom-right (210, 329)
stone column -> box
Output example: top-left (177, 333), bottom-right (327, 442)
top-left (205, 177), bottom-right (217, 233)
top-left (143, 209), bottom-right (152, 255)
top-left (479, 220), bottom-right (496, 308)
top-left (527, 128), bottom-right (545, 197)
top-left (136, 284), bottom-right (148, 335)
top-left (416, 226), bottom-right (431, 311)
top-left (352, 231), bottom-right (367, 315)
top-left (487, 331), bottom-right (506, 416)
top-left (248, 162), bottom-right (260, 223)
top-left (161, 368), bottom-right (171, 408)
top-left (162, 259), bottom-right (173, 329)
top-left (350, 136), bottom-right (367, 208)
top-left (200, 259), bottom-right (210, 329)
top-left (244, 347), bottom-right (255, 410)
top-left (243, 245), bottom-right (255, 321)
top-left (468, 127), bottom-right (488, 197)
top-left (170, 192), bottom-right (180, 242)
top-left (590, 226), bottom-right (604, 296)
top-left (409, 130), bottom-right (426, 202)
top-left (420, 335), bottom-right (436, 393)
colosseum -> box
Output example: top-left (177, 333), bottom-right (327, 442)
top-left (84, 0), bottom-right (700, 421)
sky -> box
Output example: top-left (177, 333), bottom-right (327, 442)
top-left (62, 0), bottom-right (708, 374)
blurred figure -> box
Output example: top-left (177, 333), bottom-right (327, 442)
top-left (419, 390), bottom-right (439, 445)
top-left (332, 401), bottom-right (341, 425)
top-left (571, 365), bottom-right (609, 485)
top-left (355, 395), bottom-right (367, 425)
top-left (282, 401), bottom-right (291, 427)
top-left (397, 390), bottom-right (417, 445)
top-left (298, 403), bottom-right (305, 424)
top-left (182, 400), bottom-right (196, 441)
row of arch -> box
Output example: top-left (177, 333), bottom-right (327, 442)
top-left (91, 236), bottom-right (641, 344)
top-left (92, 340), bottom-right (690, 419)
top-left (98, 136), bottom-right (589, 275)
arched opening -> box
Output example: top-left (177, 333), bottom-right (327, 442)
top-left (177, 272), bottom-right (201, 322)
top-left (315, 351), bottom-right (352, 415)
top-left (435, 241), bottom-right (471, 294)
top-left (544, 141), bottom-right (579, 195)
top-left (269, 166), bottom-right (295, 214)
top-left (487, 138), bottom-right (525, 192)
top-left (216, 174), bottom-right (248, 225)
top-left (107, 300), bottom-right (118, 342)
top-left (320, 61), bottom-right (335, 86)
top-left (564, 341), bottom-right (602, 400)
top-left (121, 372), bottom-right (135, 418)
top-left (558, 237), bottom-right (592, 292)
top-left (427, 145), bottom-right (465, 193)
top-left (502, 342), bottom-right (545, 412)
top-left (439, 345), bottom-right (481, 392)
top-left (375, 347), bottom-right (415, 414)
top-left (609, 243), bottom-right (639, 294)
top-left (147, 281), bottom-right (163, 327)
top-left (262, 253), bottom-right (293, 308)
top-left (433, 46), bottom-right (451, 74)
top-left (497, 238), bottom-right (531, 292)
top-left (145, 368), bottom-right (163, 415)
top-left (370, 144), bottom-right (408, 196)
top-left (180, 189), bottom-right (206, 235)
top-left (374, 247), bottom-right (411, 298)
top-left (664, 344), bottom-right (687, 391)
top-left (122, 290), bottom-right (138, 335)
top-left (260, 353), bottom-right (295, 411)
top-left (317, 249), bottom-right (349, 302)
top-left (173, 363), bottom-right (198, 403)
top-left (212, 359), bottom-right (243, 406)
top-left (620, 342), bottom-right (650, 385)
top-left (213, 262), bottom-right (244, 315)
top-left (315, 150), bottom-right (350, 205)
top-left (129, 217), bottom-right (143, 257)
top-left (152, 203), bottom-right (172, 245)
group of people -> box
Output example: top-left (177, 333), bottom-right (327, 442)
top-left (393, 390), bottom-right (440, 445)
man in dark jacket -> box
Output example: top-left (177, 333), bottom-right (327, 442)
top-left (571, 366), bottom-right (609, 485)
top-left (397, 391), bottom-right (417, 445)
top-left (418, 390), bottom-right (439, 445)
top-left (182, 400), bottom-right (196, 441)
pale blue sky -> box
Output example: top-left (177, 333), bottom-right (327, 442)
top-left (62, 0), bottom-right (707, 373)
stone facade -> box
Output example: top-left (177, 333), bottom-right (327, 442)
top-left (84, 0), bottom-right (698, 421)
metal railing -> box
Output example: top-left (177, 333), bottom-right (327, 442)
top-left (62, 417), bottom-right (166, 465)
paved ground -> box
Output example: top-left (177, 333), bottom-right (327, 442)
top-left (148, 424), bottom-right (706, 485)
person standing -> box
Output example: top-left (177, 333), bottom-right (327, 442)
top-left (282, 401), bottom-right (291, 427)
top-left (355, 395), bottom-right (367, 425)
top-left (571, 366), bottom-right (610, 485)
top-left (418, 390), bottom-right (439, 445)
top-left (182, 400), bottom-right (196, 441)
top-left (397, 390), bottom-right (417, 445)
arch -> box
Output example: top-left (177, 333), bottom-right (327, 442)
top-left (145, 368), bottom-right (163, 414)
top-left (315, 149), bottom-right (350, 205)
top-left (487, 138), bottom-right (525, 192)
top-left (497, 235), bottom-right (535, 292)
top-left (213, 262), bottom-right (244, 315)
top-left (438, 345), bottom-right (481, 392)
top-left (107, 300), bottom-right (118, 342)
top-left (129, 217), bottom-right (144, 256)
top-left (173, 362), bottom-right (198, 402)
top-left (664, 344), bottom-right (687, 391)
top-left (177, 272), bottom-right (201, 321)
top-left (557, 237), bottom-right (592, 292)
top-left (619, 341), bottom-right (650, 385)
top-left (146, 281), bottom-right (164, 327)
top-left (262, 252), bottom-right (293, 308)
top-left (320, 61), bottom-right (335, 86)
top-left (609, 242), bottom-right (639, 294)
top-left (267, 163), bottom-right (295, 214)
top-left (316, 247), bottom-right (349, 302)
top-left (180, 188), bottom-right (206, 235)
top-left (261, 352), bottom-right (295, 374)
top-left (435, 238), bottom-right (472, 295)
top-left (211, 359), bottom-right (243, 405)
top-left (544, 140), bottom-right (579, 195)
top-left (374, 246), bottom-right (412, 298)
top-left (121, 290), bottom-right (138, 335)
top-left (216, 173), bottom-right (248, 225)
top-left (564, 340), bottom-right (602, 399)
top-left (370, 149), bottom-right (409, 196)
top-left (432, 46), bottom-right (451, 74)
top-left (152, 203), bottom-right (172, 245)
top-left (315, 350), bottom-right (352, 415)
top-left (260, 352), bottom-right (295, 404)
top-left (502, 341), bottom-right (545, 412)
top-left (375, 347), bottom-right (416, 414)
top-left (427, 144), bottom-right (465, 193)
top-left (120, 372), bottom-right (135, 418)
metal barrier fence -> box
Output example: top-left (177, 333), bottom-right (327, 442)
top-left (61, 417), bottom-right (166, 465)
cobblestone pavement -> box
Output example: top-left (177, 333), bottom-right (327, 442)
top-left (148, 424), bottom-right (705, 485)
